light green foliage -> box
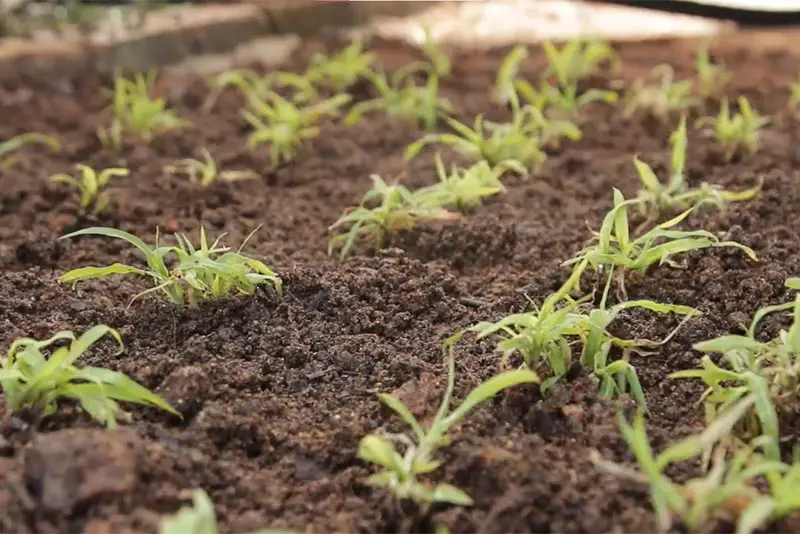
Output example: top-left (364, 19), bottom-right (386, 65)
top-left (357, 345), bottom-right (537, 507)
top-left (59, 226), bottom-right (282, 309)
top-left (697, 97), bottom-right (770, 160)
top-left (242, 92), bottom-right (351, 167)
top-left (397, 25), bottom-right (451, 80)
top-left (164, 148), bottom-right (258, 187)
top-left (405, 111), bottom-right (549, 172)
top-left (414, 154), bottom-right (522, 211)
top-left (328, 175), bottom-right (460, 261)
top-left (203, 69), bottom-right (319, 112)
top-left (305, 40), bottom-right (376, 93)
top-left (671, 278), bottom-right (800, 461)
top-left (564, 189), bottom-right (756, 298)
top-left (495, 45), bottom-right (528, 106)
top-left (622, 65), bottom-right (700, 121)
top-left (634, 117), bottom-right (761, 225)
top-left (159, 489), bottom-right (298, 534)
top-left (49, 164), bottom-right (129, 215)
top-left (0, 325), bottom-right (178, 428)
top-left (345, 70), bottom-right (453, 130)
top-left (593, 399), bottom-right (797, 534)
top-left (695, 41), bottom-right (732, 100)
top-left (0, 132), bottom-right (60, 170)
top-left (516, 79), bottom-right (617, 120)
top-left (98, 71), bottom-right (187, 149)
top-left (461, 264), bottom-right (697, 407)
top-left (542, 40), bottom-right (618, 87)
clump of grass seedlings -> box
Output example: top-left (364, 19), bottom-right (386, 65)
top-left (242, 91), bottom-right (351, 167)
top-left (592, 400), bottom-right (798, 534)
top-left (696, 97), bottom-right (770, 161)
top-left (203, 69), bottom-right (320, 112)
top-left (345, 70), bottom-right (453, 130)
top-left (414, 153), bottom-right (523, 212)
top-left (634, 116), bottom-right (761, 228)
top-left (305, 40), bottom-right (376, 93)
top-left (541, 39), bottom-right (619, 88)
top-left (622, 65), bottom-right (700, 121)
top-left (328, 174), bottom-right (460, 261)
top-left (0, 132), bottom-right (60, 170)
top-left (0, 325), bottom-right (178, 428)
top-left (694, 41), bottom-right (731, 101)
top-left (564, 189), bottom-right (757, 299)
top-left (49, 164), bottom-right (129, 215)
top-left (160, 489), bottom-right (297, 534)
top-left (671, 279), bottom-right (800, 461)
top-left (164, 148), bottom-right (258, 187)
top-left (98, 71), bottom-right (187, 150)
top-left (59, 226), bottom-right (282, 309)
top-left (405, 110), bottom-right (549, 172)
top-left (358, 344), bottom-right (537, 508)
top-left (456, 264), bottom-right (697, 409)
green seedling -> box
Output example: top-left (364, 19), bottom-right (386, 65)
top-left (460, 263), bottom-right (697, 408)
top-left (305, 40), bottom-right (376, 93)
top-left (358, 344), bottom-right (538, 507)
top-left (0, 132), bottom-right (60, 170)
top-left (98, 70), bottom-right (187, 149)
top-left (564, 189), bottom-right (756, 298)
top-left (49, 164), bottom-right (129, 215)
top-left (634, 116), bottom-right (761, 227)
top-left (203, 69), bottom-right (320, 113)
top-left (414, 154), bottom-right (522, 211)
top-left (164, 148), bottom-right (258, 187)
top-left (622, 65), bottom-right (700, 121)
top-left (59, 226), bottom-right (282, 309)
top-left (593, 399), bottom-right (791, 534)
top-left (516, 79), bottom-right (618, 120)
top-left (0, 325), bottom-right (178, 428)
top-left (160, 489), bottom-right (297, 534)
top-left (405, 111), bottom-right (546, 172)
top-left (345, 70), bottom-right (453, 130)
top-left (697, 97), bottom-right (770, 160)
top-left (495, 44), bottom-right (529, 106)
top-left (242, 92), bottom-right (351, 167)
top-left (395, 25), bottom-right (451, 81)
top-left (695, 41), bottom-right (732, 101)
top-left (328, 174), bottom-right (460, 261)
top-left (671, 280), bottom-right (800, 461)
top-left (542, 40), bottom-right (619, 88)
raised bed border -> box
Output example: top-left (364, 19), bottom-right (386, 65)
top-left (0, 1), bottom-right (437, 82)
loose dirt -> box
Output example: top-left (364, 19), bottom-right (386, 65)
top-left (1, 34), bottom-right (800, 534)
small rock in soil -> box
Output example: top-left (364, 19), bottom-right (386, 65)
top-left (24, 428), bottom-right (141, 515)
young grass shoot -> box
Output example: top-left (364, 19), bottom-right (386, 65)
top-left (622, 65), bottom-right (699, 121)
top-left (697, 97), bottom-right (770, 160)
top-left (328, 174), bottom-right (460, 261)
top-left (634, 116), bottom-right (761, 227)
top-left (164, 148), bottom-right (258, 187)
top-left (694, 41), bottom-right (732, 101)
top-left (98, 70), bottom-right (187, 149)
top-left (357, 345), bottom-right (537, 508)
top-left (59, 226), bottom-right (282, 309)
top-left (0, 325), bottom-right (178, 428)
top-left (564, 189), bottom-right (756, 298)
top-left (49, 164), bottom-right (129, 215)
top-left (0, 132), bottom-right (60, 170)
top-left (242, 92), bottom-right (351, 167)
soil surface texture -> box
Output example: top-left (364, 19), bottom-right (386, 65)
top-left (1, 34), bottom-right (800, 534)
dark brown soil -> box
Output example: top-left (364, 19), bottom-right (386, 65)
top-left (2, 32), bottom-right (800, 534)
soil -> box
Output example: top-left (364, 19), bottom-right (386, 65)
top-left (1, 32), bottom-right (800, 534)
